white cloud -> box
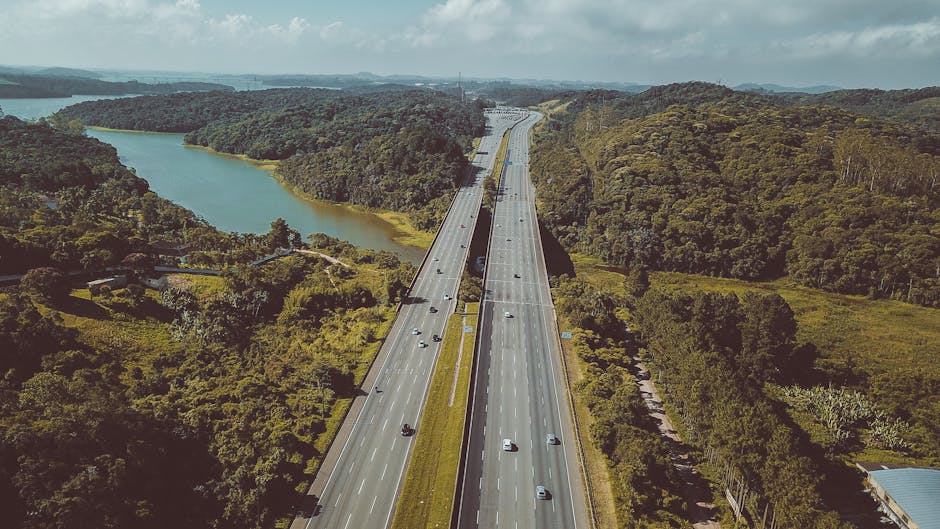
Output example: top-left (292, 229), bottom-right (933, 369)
top-left (399, 0), bottom-right (940, 75)
top-left (779, 18), bottom-right (940, 59)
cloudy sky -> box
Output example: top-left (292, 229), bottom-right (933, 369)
top-left (0, 0), bottom-right (938, 88)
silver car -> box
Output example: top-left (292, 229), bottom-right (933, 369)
top-left (536, 485), bottom-right (549, 500)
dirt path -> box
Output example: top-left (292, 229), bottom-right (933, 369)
top-left (634, 360), bottom-right (721, 529)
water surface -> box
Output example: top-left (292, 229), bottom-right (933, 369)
top-left (2, 96), bottom-right (425, 263)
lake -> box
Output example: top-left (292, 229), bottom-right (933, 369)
top-left (0, 96), bottom-right (425, 263)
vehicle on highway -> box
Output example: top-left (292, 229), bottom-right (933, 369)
top-left (519, 217), bottom-right (523, 222)
top-left (401, 424), bottom-right (413, 436)
top-left (429, 306), bottom-right (438, 313)
top-left (433, 257), bottom-right (439, 261)
top-left (418, 340), bottom-right (427, 348)
top-left (546, 433), bottom-right (558, 445)
top-left (536, 485), bottom-right (550, 500)
top-left (502, 439), bottom-right (513, 451)
top-left (432, 334), bottom-right (441, 342)
top-left (436, 268), bottom-right (442, 274)
top-left (444, 293), bottom-right (451, 300)
top-left (513, 273), bottom-right (520, 278)
top-left (505, 311), bottom-right (512, 318)
top-left (460, 224), bottom-right (465, 228)
top-left (411, 327), bottom-right (420, 335)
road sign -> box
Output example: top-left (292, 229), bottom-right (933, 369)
top-left (561, 331), bottom-right (572, 339)
top-left (464, 326), bottom-right (474, 333)
top-left (503, 161), bottom-right (512, 166)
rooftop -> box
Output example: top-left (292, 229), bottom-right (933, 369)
top-left (868, 467), bottom-right (940, 529)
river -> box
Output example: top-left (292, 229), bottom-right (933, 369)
top-left (0, 95), bottom-right (425, 263)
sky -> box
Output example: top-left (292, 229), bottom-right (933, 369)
top-left (0, 0), bottom-right (938, 89)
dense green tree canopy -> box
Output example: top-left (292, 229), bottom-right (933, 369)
top-left (530, 84), bottom-right (940, 306)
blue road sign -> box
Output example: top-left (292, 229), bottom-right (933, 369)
top-left (561, 331), bottom-right (573, 339)
top-left (464, 326), bottom-right (474, 333)
top-left (503, 161), bottom-right (512, 166)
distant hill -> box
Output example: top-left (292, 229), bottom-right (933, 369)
top-left (0, 74), bottom-right (233, 98)
top-left (35, 67), bottom-right (103, 79)
top-left (734, 82), bottom-right (841, 94)
top-left (774, 87), bottom-right (940, 132)
top-left (57, 88), bottom-right (341, 132)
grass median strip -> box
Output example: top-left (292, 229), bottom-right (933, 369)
top-left (391, 302), bottom-right (479, 529)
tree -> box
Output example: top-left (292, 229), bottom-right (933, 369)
top-left (121, 253), bottom-right (154, 279)
top-left (19, 267), bottom-right (69, 302)
top-left (266, 218), bottom-right (299, 251)
top-left (623, 264), bottom-right (650, 305)
top-left (739, 292), bottom-right (797, 383)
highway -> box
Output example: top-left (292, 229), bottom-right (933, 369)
top-left (457, 111), bottom-right (590, 529)
top-left (297, 110), bottom-right (528, 529)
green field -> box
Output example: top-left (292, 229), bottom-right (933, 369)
top-left (570, 253), bottom-right (940, 377)
top-left (391, 302), bottom-right (479, 529)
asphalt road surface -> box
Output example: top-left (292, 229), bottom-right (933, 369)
top-left (300, 111), bottom-right (528, 529)
top-left (457, 112), bottom-right (590, 529)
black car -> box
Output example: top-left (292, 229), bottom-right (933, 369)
top-left (401, 424), bottom-right (413, 436)
top-left (429, 306), bottom-right (438, 313)
top-left (432, 334), bottom-right (441, 342)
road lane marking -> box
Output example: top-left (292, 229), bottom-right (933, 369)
top-left (358, 479), bottom-right (365, 495)
top-left (371, 447), bottom-right (377, 462)
top-left (382, 463), bottom-right (388, 480)
top-left (343, 513), bottom-right (352, 529)
top-left (370, 495), bottom-right (377, 514)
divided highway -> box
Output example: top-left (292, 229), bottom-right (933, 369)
top-left (458, 112), bottom-right (590, 529)
top-left (297, 111), bottom-right (527, 529)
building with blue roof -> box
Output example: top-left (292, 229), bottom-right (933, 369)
top-left (865, 466), bottom-right (940, 529)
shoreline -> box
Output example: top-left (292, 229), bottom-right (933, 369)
top-left (90, 125), bottom-right (436, 253)
top-left (268, 171), bottom-right (434, 251)
top-left (183, 143), bottom-right (280, 171)
top-left (88, 125), bottom-right (182, 136)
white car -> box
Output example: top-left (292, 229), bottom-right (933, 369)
top-left (433, 257), bottom-right (439, 261)
top-left (504, 311), bottom-right (512, 318)
top-left (502, 439), bottom-right (513, 451)
top-left (444, 293), bottom-right (451, 300)
top-left (411, 327), bottom-right (420, 335)
top-left (418, 340), bottom-right (427, 348)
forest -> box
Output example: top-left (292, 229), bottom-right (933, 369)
top-left (0, 74), bottom-right (232, 98)
top-left (0, 112), bottom-right (418, 529)
top-left (0, 115), bottom-right (227, 274)
top-left (58, 88), bottom-right (486, 229)
top-left (551, 267), bottom-right (938, 528)
top-left (530, 83), bottom-right (940, 306)
top-left (54, 88), bottom-right (338, 133)
top-left (774, 87), bottom-right (940, 132)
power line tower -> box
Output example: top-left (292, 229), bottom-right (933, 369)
top-left (457, 71), bottom-right (465, 104)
